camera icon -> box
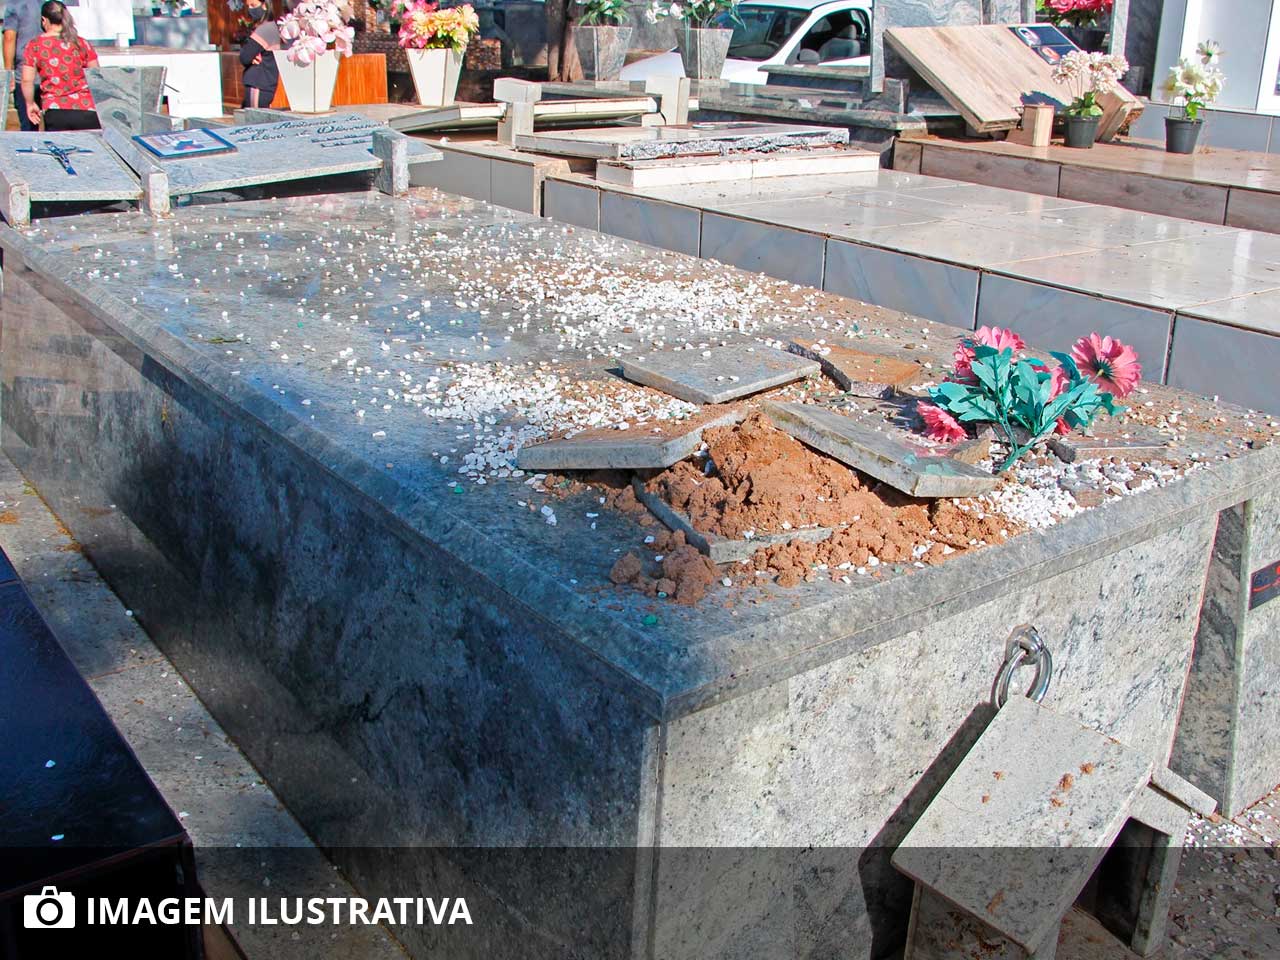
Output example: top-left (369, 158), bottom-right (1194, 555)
top-left (24, 886), bottom-right (75, 929)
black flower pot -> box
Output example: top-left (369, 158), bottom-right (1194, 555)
top-left (1063, 115), bottom-right (1100, 149)
top-left (1058, 25), bottom-right (1108, 51)
top-left (1165, 116), bottom-right (1203, 154)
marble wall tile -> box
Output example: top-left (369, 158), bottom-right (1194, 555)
top-left (920, 145), bottom-right (1061, 198)
top-left (824, 239), bottom-right (979, 328)
top-left (892, 139), bottom-right (923, 174)
top-left (699, 212), bottom-right (825, 287)
top-left (1167, 315), bottom-right (1280, 414)
top-left (489, 158), bottom-right (542, 215)
top-left (1224, 187), bottom-right (1280, 234)
top-left (542, 178), bottom-right (600, 231)
top-left (600, 193), bottom-right (701, 257)
top-left (654, 519), bottom-right (1214, 957)
top-left (976, 274), bottom-right (1173, 380)
top-left (409, 148), bottom-right (492, 204)
top-left (1059, 167), bottom-right (1229, 225)
top-left (1200, 110), bottom-right (1274, 153)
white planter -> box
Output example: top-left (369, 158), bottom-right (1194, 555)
top-left (407, 47), bottom-right (464, 107)
top-left (273, 49), bottom-right (341, 114)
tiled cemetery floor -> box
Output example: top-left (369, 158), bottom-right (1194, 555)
top-left (543, 168), bottom-right (1280, 413)
top-left (0, 447), bottom-right (1275, 958)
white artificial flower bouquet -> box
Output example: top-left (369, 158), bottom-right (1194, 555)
top-left (1162, 40), bottom-right (1224, 121)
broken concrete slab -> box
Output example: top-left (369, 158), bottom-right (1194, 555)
top-left (788, 338), bottom-right (925, 398)
top-left (619, 344), bottom-right (818, 404)
top-left (1150, 765), bottom-right (1216, 817)
top-left (631, 478), bottom-right (833, 564)
top-left (516, 409), bottom-right (742, 471)
top-left (894, 696), bottom-right (1156, 956)
top-left (1048, 424), bottom-right (1171, 464)
top-left (763, 401), bottom-right (998, 498)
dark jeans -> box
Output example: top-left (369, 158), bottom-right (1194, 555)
top-left (13, 81), bottom-right (40, 132)
top-left (242, 84), bottom-right (277, 108)
top-left (43, 108), bottom-right (100, 131)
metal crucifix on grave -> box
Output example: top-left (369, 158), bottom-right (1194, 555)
top-left (16, 140), bottom-right (93, 176)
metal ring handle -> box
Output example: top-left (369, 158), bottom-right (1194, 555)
top-left (991, 624), bottom-right (1053, 709)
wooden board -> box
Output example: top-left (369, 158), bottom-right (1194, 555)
top-left (885, 24), bottom-right (1141, 134)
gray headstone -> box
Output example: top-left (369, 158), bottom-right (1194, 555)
top-left (620, 345), bottom-right (819, 405)
top-left (763, 400), bottom-right (998, 498)
top-left (122, 113), bottom-right (441, 198)
top-left (0, 132), bottom-right (141, 226)
top-left (517, 410), bottom-right (742, 471)
top-left (87, 65), bottom-right (167, 136)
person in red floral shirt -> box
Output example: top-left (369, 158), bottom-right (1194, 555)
top-left (20, 0), bottom-right (99, 131)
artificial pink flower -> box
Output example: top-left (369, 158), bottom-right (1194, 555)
top-left (951, 326), bottom-right (1027, 382)
top-left (918, 403), bottom-right (967, 444)
top-left (1071, 333), bottom-right (1141, 397)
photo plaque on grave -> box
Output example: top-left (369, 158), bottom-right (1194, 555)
top-left (133, 127), bottom-right (237, 160)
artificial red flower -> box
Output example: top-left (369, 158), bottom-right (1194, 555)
top-left (952, 326), bottom-right (1027, 382)
top-left (1070, 333), bottom-right (1141, 397)
top-left (918, 402), bottom-right (967, 444)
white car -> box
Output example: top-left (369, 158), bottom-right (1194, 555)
top-left (620, 0), bottom-right (874, 85)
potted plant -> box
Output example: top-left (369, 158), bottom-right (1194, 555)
top-left (645, 0), bottom-right (739, 80)
top-left (397, 1), bottom-right (480, 106)
top-left (1050, 48), bottom-right (1129, 148)
top-left (276, 0), bottom-right (355, 112)
top-left (572, 0), bottom-right (632, 82)
top-left (1037, 0), bottom-right (1114, 52)
top-left (1161, 41), bottom-right (1224, 155)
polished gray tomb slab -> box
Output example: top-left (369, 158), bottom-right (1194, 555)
top-left (0, 131), bottom-right (141, 226)
top-left (0, 189), bottom-right (1276, 959)
top-left (112, 113), bottom-right (439, 197)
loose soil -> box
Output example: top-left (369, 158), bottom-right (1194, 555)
top-left (638, 413), bottom-right (1015, 588)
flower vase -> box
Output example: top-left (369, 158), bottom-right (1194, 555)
top-left (674, 26), bottom-right (732, 80)
top-left (572, 24), bottom-right (633, 81)
top-left (1063, 114), bottom-right (1100, 149)
top-left (273, 49), bottom-right (341, 113)
top-left (1164, 116), bottom-right (1203, 154)
top-left (407, 47), bottom-right (464, 107)
top-left (1059, 25), bottom-right (1108, 52)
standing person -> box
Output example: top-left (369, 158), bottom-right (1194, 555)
top-left (21, 0), bottom-right (99, 131)
top-left (240, 0), bottom-right (281, 108)
top-left (3, 0), bottom-right (43, 130)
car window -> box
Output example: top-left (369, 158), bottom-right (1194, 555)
top-left (793, 8), bottom-right (869, 62)
top-left (716, 6), bottom-right (810, 61)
